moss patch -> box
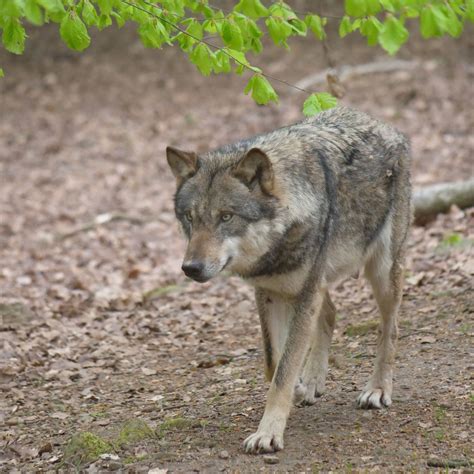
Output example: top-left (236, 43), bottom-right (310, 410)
top-left (345, 320), bottom-right (378, 337)
top-left (123, 453), bottom-right (148, 464)
top-left (158, 417), bottom-right (194, 438)
top-left (116, 419), bottom-right (155, 446)
top-left (62, 432), bottom-right (113, 467)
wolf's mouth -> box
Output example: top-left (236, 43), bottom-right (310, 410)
top-left (191, 275), bottom-right (211, 283)
top-left (186, 257), bottom-right (233, 283)
top-left (222, 256), bottom-right (233, 271)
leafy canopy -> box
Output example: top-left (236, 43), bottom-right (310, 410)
top-left (0, 0), bottom-right (472, 115)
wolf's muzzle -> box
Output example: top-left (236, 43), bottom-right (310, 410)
top-left (181, 261), bottom-right (206, 281)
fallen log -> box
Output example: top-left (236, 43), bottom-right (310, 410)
top-left (413, 179), bottom-right (474, 225)
top-left (293, 59), bottom-right (419, 92)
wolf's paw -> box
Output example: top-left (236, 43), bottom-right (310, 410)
top-left (357, 388), bottom-right (392, 409)
top-left (243, 417), bottom-right (285, 454)
top-left (294, 377), bottom-right (324, 407)
top-left (244, 429), bottom-right (284, 454)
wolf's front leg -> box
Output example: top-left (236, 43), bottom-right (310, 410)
top-left (244, 291), bottom-right (323, 453)
top-left (255, 289), bottom-right (293, 382)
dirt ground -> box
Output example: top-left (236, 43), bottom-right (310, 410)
top-left (0, 15), bottom-right (473, 473)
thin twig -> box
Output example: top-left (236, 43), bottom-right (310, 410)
top-left (322, 37), bottom-right (335, 69)
top-left (58, 212), bottom-right (147, 241)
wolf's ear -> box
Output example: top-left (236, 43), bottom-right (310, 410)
top-left (166, 146), bottom-right (199, 184)
top-left (233, 148), bottom-right (274, 194)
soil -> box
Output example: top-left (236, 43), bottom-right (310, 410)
top-left (0, 14), bottom-right (473, 473)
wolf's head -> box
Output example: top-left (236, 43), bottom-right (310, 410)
top-left (166, 146), bottom-right (279, 282)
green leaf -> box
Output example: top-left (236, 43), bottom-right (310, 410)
top-left (431, 5), bottom-right (450, 32)
top-left (127, 4), bottom-right (148, 23)
top-left (421, 4), bottom-right (463, 37)
top-left (97, 13), bottom-right (112, 29)
top-left (447, 0), bottom-right (465, 16)
top-left (111, 10), bottom-right (125, 28)
top-left (339, 16), bottom-right (353, 37)
top-left (420, 7), bottom-right (439, 37)
top-left (466, 0), bottom-right (474, 22)
top-left (24, 0), bottom-right (44, 26)
top-left (241, 15), bottom-right (262, 39)
top-left (317, 92), bottom-right (338, 109)
top-left (97, 0), bottom-right (113, 16)
top-left (221, 19), bottom-right (243, 50)
top-left (60, 11), bottom-right (91, 51)
top-left (441, 232), bottom-right (463, 246)
top-left (288, 18), bottom-right (307, 36)
top-left (189, 43), bottom-right (214, 76)
top-left (305, 14), bottom-right (326, 40)
top-left (345, 0), bottom-right (366, 17)
top-left (303, 93), bottom-right (338, 116)
top-left (2, 18), bottom-right (26, 54)
top-left (186, 18), bottom-right (203, 38)
top-left (202, 19), bottom-right (217, 34)
top-left (360, 16), bottom-right (382, 45)
top-left (351, 18), bottom-right (362, 30)
top-left (0, 68), bottom-right (4, 78)
top-left (36, 0), bottom-right (65, 15)
top-left (177, 19), bottom-right (202, 51)
top-left (244, 74), bottom-right (278, 105)
top-left (138, 20), bottom-right (169, 48)
top-left (366, 0), bottom-right (381, 15)
top-left (164, 0), bottom-right (185, 17)
top-left (442, 5), bottom-right (463, 37)
top-left (226, 48), bottom-right (259, 74)
top-left (213, 50), bottom-right (231, 73)
top-left (81, 0), bottom-right (99, 27)
top-left (0, 0), bottom-right (23, 18)
top-left (378, 15), bottom-right (408, 54)
top-left (234, 0), bottom-right (268, 19)
top-left (266, 17), bottom-right (293, 47)
top-left (249, 36), bottom-right (262, 53)
top-left (404, 6), bottom-right (419, 18)
top-left (379, 0), bottom-right (395, 12)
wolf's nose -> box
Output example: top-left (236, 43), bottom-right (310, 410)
top-left (182, 261), bottom-right (204, 279)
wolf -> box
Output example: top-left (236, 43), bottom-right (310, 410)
top-left (166, 106), bottom-right (412, 454)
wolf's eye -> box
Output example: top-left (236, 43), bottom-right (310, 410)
top-left (184, 211), bottom-right (193, 223)
top-left (221, 213), bottom-right (233, 223)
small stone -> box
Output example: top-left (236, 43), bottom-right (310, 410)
top-left (218, 450), bottom-right (229, 459)
top-left (38, 442), bottom-right (53, 455)
top-left (108, 461), bottom-right (122, 471)
top-left (141, 367), bottom-right (157, 376)
top-left (420, 336), bottom-right (436, 344)
top-left (99, 454), bottom-right (120, 461)
top-left (263, 455), bottom-right (279, 465)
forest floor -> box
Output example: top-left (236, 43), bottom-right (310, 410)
top-left (0, 14), bottom-right (473, 473)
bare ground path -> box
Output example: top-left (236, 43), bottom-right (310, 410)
top-left (0, 22), bottom-right (473, 472)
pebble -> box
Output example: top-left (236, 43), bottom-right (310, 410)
top-left (218, 450), bottom-right (230, 459)
top-left (263, 455), bottom-right (279, 465)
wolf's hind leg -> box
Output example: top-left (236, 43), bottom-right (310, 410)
top-left (256, 289), bottom-right (292, 382)
top-left (358, 234), bottom-right (403, 409)
top-left (294, 291), bottom-right (336, 406)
